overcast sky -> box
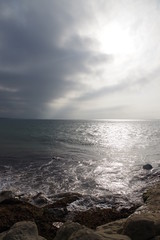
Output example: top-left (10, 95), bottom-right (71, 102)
top-left (0, 0), bottom-right (160, 119)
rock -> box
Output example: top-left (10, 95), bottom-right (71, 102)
top-left (96, 233), bottom-right (131, 240)
top-left (32, 193), bottom-right (50, 207)
top-left (0, 221), bottom-right (46, 240)
top-left (122, 215), bottom-right (155, 240)
top-left (0, 191), bottom-right (14, 203)
top-left (54, 221), bottom-right (131, 240)
top-left (152, 237), bottom-right (160, 240)
top-left (143, 164), bottom-right (153, 170)
top-left (69, 228), bottom-right (104, 240)
top-left (72, 207), bottom-right (136, 229)
top-left (44, 207), bottom-right (67, 219)
top-left (52, 222), bottom-right (64, 229)
top-left (54, 221), bottom-right (84, 240)
top-left (142, 183), bottom-right (160, 211)
top-left (96, 219), bottom-right (127, 235)
top-left (0, 198), bottom-right (57, 240)
top-left (155, 219), bottom-right (160, 236)
top-left (47, 192), bottom-right (82, 208)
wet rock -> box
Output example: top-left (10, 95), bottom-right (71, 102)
top-left (0, 221), bottom-right (46, 240)
top-left (52, 222), bottom-right (64, 229)
top-left (72, 207), bottom-right (136, 229)
top-left (143, 164), bottom-right (153, 170)
top-left (122, 215), bottom-right (155, 240)
top-left (32, 193), bottom-right (50, 207)
top-left (48, 192), bottom-right (82, 208)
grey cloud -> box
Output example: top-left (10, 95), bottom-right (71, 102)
top-left (77, 80), bottom-right (128, 101)
top-left (76, 67), bottom-right (157, 102)
top-left (0, 0), bottom-right (112, 118)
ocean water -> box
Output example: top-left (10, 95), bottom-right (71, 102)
top-left (0, 119), bottom-right (160, 209)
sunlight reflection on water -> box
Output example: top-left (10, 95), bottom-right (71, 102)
top-left (0, 120), bottom-right (160, 209)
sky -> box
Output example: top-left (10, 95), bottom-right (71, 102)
top-left (0, 0), bottom-right (160, 119)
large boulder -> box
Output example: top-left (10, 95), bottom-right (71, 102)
top-left (54, 221), bottom-right (84, 240)
top-left (0, 221), bottom-right (46, 240)
top-left (54, 221), bottom-right (131, 240)
top-left (122, 215), bottom-right (156, 240)
top-left (0, 198), bottom-right (57, 240)
top-left (68, 228), bottom-right (104, 240)
top-left (96, 219), bottom-right (127, 235)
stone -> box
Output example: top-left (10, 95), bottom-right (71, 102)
top-left (0, 221), bottom-right (46, 240)
top-left (32, 193), bottom-right (50, 207)
top-left (143, 164), bottom-right (153, 170)
top-left (96, 233), bottom-right (131, 240)
top-left (72, 207), bottom-right (134, 230)
top-left (48, 192), bottom-right (82, 208)
top-left (54, 221), bottom-right (131, 240)
top-left (155, 219), bottom-right (160, 236)
top-left (0, 191), bottom-right (14, 203)
top-left (0, 198), bottom-right (57, 240)
top-left (122, 215), bottom-right (155, 240)
top-left (68, 228), bottom-right (104, 240)
top-left (96, 219), bottom-right (127, 235)
top-left (153, 237), bottom-right (160, 240)
top-left (54, 221), bottom-right (84, 240)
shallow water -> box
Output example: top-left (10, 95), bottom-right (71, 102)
top-left (0, 119), bottom-right (160, 209)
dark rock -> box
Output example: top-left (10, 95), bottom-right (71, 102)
top-left (44, 207), bottom-right (67, 219)
top-left (32, 193), bottom-right (50, 207)
top-left (152, 237), bottom-right (160, 240)
top-left (54, 221), bottom-right (131, 240)
top-left (0, 221), bottom-right (46, 240)
top-left (47, 192), bottom-right (82, 208)
top-left (96, 219), bottom-right (127, 235)
top-left (54, 221), bottom-right (84, 240)
top-left (0, 191), bottom-right (14, 203)
top-left (69, 228), bottom-right (103, 240)
top-left (72, 207), bottom-right (137, 230)
top-left (143, 164), bottom-right (153, 170)
top-left (122, 215), bottom-right (155, 240)
top-left (0, 198), bottom-right (57, 240)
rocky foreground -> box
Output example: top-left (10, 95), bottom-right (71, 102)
top-left (0, 182), bottom-right (160, 240)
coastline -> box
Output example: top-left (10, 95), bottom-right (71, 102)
top-left (0, 181), bottom-right (160, 240)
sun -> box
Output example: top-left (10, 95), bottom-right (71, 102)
top-left (96, 21), bottom-right (135, 55)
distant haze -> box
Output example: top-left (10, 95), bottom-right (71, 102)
top-left (0, 0), bottom-right (160, 119)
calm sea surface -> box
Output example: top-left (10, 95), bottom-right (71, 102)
top-left (0, 119), bottom-right (160, 209)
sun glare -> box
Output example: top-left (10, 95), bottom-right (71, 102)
top-left (96, 22), bottom-right (135, 55)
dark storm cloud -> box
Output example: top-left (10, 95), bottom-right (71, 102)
top-left (0, 0), bottom-right (112, 118)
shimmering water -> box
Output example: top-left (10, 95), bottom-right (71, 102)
top-left (0, 119), bottom-right (160, 209)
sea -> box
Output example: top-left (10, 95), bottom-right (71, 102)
top-left (0, 119), bottom-right (160, 210)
